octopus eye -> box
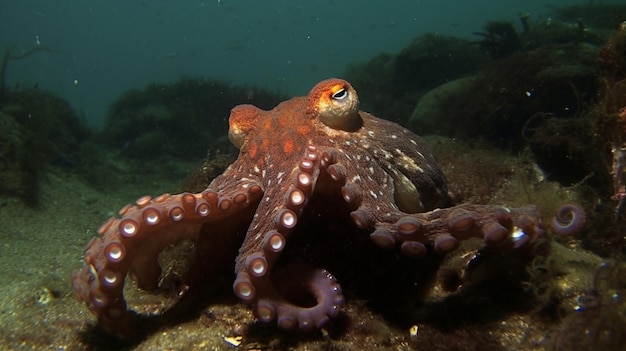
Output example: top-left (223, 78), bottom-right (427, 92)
top-left (331, 88), bottom-right (347, 100)
top-left (310, 78), bottom-right (362, 132)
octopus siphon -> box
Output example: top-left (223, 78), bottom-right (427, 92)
top-left (72, 78), bottom-right (548, 339)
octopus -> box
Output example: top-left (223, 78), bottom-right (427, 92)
top-left (71, 78), bottom-right (547, 340)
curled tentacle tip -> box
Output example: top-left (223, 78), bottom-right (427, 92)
top-left (551, 203), bottom-right (585, 236)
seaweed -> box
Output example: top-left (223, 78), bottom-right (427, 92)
top-left (0, 44), bottom-right (61, 107)
top-left (99, 77), bottom-right (285, 161)
top-left (473, 21), bottom-right (521, 59)
top-left (595, 23), bottom-right (626, 221)
top-left (549, 261), bottom-right (626, 350)
top-left (345, 33), bottom-right (488, 125)
top-left (550, 2), bottom-right (626, 30)
top-left (0, 89), bottom-right (91, 204)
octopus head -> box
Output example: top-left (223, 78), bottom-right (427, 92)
top-left (228, 104), bottom-right (261, 149)
top-left (308, 78), bottom-right (362, 132)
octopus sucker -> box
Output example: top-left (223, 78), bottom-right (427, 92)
top-left (286, 188), bottom-right (306, 209)
top-left (97, 217), bottom-right (115, 235)
top-left (396, 216), bottom-right (421, 235)
top-left (305, 145), bottom-right (319, 161)
top-left (447, 209), bottom-right (476, 232)
top-left (100, 268), bottom-right (120, 288)
top-left (72, 78), bottom-right (553, 340)
top-left (327, 163), bottom-right (347, 183)
top-left (275, 208), bottom-right (298, 232)
top-left (299, 160), bottom-right (315, 173)
top-left (400, 241), bottom-right (428, 257)
top-left (350, 208), bottom-right (376, 229)
top-left (135, 195), bottom-right (152, 208)
top-left (296, 172), bottom-right (313, 193)
top-left (369, 228), bottom-right (397, 249)
top-left (482, 222), bottom-right (511, 246)
top-left (263, 230), bottom-right (286, 254)
top-left (118, 204), bottom-right (133, 216)
top-left (245, 253), bottom-right (269, 278)
top-left (341, 183), bottom-right (362, 206)
top-left (104, 242), bottom-right (126, 263)
top-left (320, 150), bottom-right (337, 167)
top-left (201, 190), bottom-right (219, 203)
top-left (233, 273), bottom-right (255, 302)
top-left (256, 300), bottom-right (277, 322)
top-left (217, 199), bottom-right (231, 211)
top-left (433, 235), bottom-right (460, 254)
top-left (168, 206), bottom-right (184, 221)
top-left (141, 207), bottom-right (162, 226)
top-left (233, 192), bottom-right (248, 205)
top-left (153, 193), bottom-right (170, 203)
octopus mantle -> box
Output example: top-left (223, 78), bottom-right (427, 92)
top-left (71, 78), bottom-right (544, 339)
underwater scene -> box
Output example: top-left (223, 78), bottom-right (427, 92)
top-left (2, 1), bottom-right (626, 350)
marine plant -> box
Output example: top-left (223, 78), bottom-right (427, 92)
top-left (550, 2), bottom-right (626, 30)
top-left (99, 77), bottom-right (285, 161)
top-left (0, 89), bottom-right (90, 204)
top-left (0, 44), bottom-right (60, 107)
top-left (595, 22), bottom-right (626, 219)
top-left (473, 21), bottom-right (521, 59)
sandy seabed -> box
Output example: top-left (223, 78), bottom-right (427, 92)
top-left (0, 160), bottom-right (620, 351)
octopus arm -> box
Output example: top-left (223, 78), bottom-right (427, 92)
top-left (368, 203), bottom-right (544, 257)
top-left (231, 145), bottom-right (345, 332)
top-left (325, 146), bottom-right (544, 257)
top-left (71, 181), bottom-right (263, 339)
